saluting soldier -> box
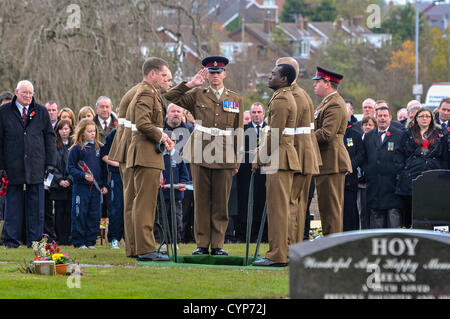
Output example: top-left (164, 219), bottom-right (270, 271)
top-left (276, 57), bottom-right (321, 244)
top-left (125, 57), bottom-right (174, 262)
top-left (252, 64), bottom-right (300, 267)
top-left (312, 66), bottom-right (352, 235)
top-left (164, 56), bottom-right (243, 256)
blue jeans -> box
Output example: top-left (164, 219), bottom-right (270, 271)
top-left (71, 183), bottom-right (101, 247)
top-left (3, 183), bottom-right (44, 247)
top-left (107, 173), bottom-right (124, 242)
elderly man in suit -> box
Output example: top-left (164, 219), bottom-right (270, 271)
top-left (312, 67), bottom-right (352, 235)
top-left (164, 56), bottom-right (243, 256)
top-left (252, 63), bottom-right (300, 267)
top-left (0, 80), bottom-right (56, 248)
top-left (125, 57), bottom-right (174, 261)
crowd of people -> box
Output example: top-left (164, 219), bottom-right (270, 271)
top-left (0, 56), bottom-right (449, 267)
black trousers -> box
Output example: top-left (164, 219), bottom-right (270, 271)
top-left (369, 208), bottom-right (402, 229)
top-left (54, 199), bottom-right (72, 245)
top-left (343, 189), bottom-right (360, 231)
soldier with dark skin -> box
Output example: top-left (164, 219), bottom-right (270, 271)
top-left (164, 56), bottom-right (243, 256)
top-left (276, 57), bottom-right (321, 244)
top-left (252, 64), bottom-right (300, 267)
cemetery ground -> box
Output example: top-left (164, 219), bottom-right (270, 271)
top-left (0, 243), bottom-right (289, 299)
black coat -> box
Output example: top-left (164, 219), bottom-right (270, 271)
top-left (344, 123), bottom-right (364, 192)
top-left (0, 96), bottom-right (56, 184)
top-left (396, 129), bottom-right (448, 196)
top-left (49, 143), bottom-right (73, 201)
top-left (362, 126), bottom-right (405, 210)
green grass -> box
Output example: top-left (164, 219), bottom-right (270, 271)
top-left (0, 243), bottom-right (289, 299)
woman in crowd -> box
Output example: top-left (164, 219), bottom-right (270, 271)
top-left (357, 115), bottom-right (377, 229)
top-left (397, 107), bottom-right (448, 227)
top-left (59, 107), bottom-right (77, 127)
top-left (49, 120), bottom-right (74, 245)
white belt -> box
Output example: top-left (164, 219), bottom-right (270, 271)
top-left (118, 118), bottom-right (125, 125)
top-left (282, 127), bottom-right (311, 135)
top-left (282, 128), bottom-right (296, 135)
top-left (310, 123), bottom-right (315, 130)
top-left (131, 124), bottom-right (163, 132)
top-left (195, 124), bottom-right (232, 136)
top-left (124, 120), bottom-right (132, 128)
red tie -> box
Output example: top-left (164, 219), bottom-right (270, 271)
top-left (104, 120), bottom-right (108, 131)
top-left (22, 107), bottom-right (28, 126)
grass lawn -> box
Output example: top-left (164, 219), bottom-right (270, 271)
top-left (0, 243), bottom-right (289, 299)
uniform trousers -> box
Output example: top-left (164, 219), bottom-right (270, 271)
top-left (288, 173), bottom-right (310, 244)
top-left (266, 170), bottom-right (293, 263)
top-left (315, 173), bottom-right (346, 235)
top-left (132, 166), bottom-right (161, 255)
top-left (120, 163), bottom-right (136, 257)
top-left (3, 183), bottom-right (44, 248)
top-left (190, 164), bottom-right (233, 249)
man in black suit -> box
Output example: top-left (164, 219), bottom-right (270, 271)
top-left (434, 97), bottom-right (450, 135)
top-left (362, 104), bottom-right (405, 229)
top-left (343, 100), bottom-right (364, 231)
top-left (375, 100), bottom-right (407, 132)
top-left (235, 102), bottom-right (267, 242)
top-left (0, 80), bottom-right (56, 248)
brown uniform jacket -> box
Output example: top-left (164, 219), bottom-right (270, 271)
top-left (291, 83), bottom-right (321, 175)
top-left (164, 82), bottom-right (243, 169)
top-left (314, 91), bottom-right (352, 175)
top-left (126, 81), bottom-right (165, 170)
top-left (258, 86), bottom-right (300, 172)
top-left (108, 84), bottom-right (139, 163)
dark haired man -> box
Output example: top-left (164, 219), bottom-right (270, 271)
top-left (312, 66), bottom-right (352, 235)
top-left (252, 63), bottom-right (300, 267)
top-left (125, 57), bottom-right (174, 261)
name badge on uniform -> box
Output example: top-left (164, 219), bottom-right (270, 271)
top-left (346, 138), bottom-right (354, 147)
top-left (387, 142), bottom-right (394, 151)
top-left (223, 101), bottom-right (239, 113)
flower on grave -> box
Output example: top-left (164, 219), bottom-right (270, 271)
top-left (32, 236), bottom-right (72, 265)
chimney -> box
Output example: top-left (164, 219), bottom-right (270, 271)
top-left (263, 18), bottom-right (276, 33)
top-left (297, 15), bottom-right (303, 30)
top-left (353, 14), bottom-right (363, 27)
top-left (304, 16), bottom-right (309, 31)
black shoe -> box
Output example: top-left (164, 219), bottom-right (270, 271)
top-left (211, 248), bottom-right (228, 256)
top-left (252, 258), bottom-right (288, 267)
top-left (137, 252), bottom-right (170, 261)
top-left (192, 247), bottom-right (209, 255)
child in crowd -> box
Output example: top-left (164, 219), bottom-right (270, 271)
top-left (101, 128), bottom-right (124, 250)
top-left (67, 119), bottom-right (108, 249)
top-left (49, 120), bottom-right (74, 245)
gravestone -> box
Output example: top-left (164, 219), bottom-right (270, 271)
top-left (289, 229), bottom-right (450, 299)
top-left (412, 169), bottom-right (450, 230)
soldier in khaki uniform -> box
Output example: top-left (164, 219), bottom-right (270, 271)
top-left (312, 67), bottom-right (352, 235)
top-left (164, 56), bottom-right (243, 256)
top-left (125, 57), bottom-right (174, 261)
top-left (108, 83), bottom-right (139, 257)
top-left (252, 64), bottom-right (300, 267)
top-left (276, 57), bottom-right (321, 245)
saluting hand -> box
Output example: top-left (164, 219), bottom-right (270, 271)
top-left (186, 68), bottom-right (208, 88)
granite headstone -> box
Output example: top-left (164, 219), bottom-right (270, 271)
top-left (289, 229), bottom-right (450, 299)
top-left (412, 169), bottom-right (450, 230)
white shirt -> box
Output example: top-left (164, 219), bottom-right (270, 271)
top-left (100, 116), bottom-right (111, 130)
top-left (378, 126), bottom-right (390, 143)
top-left (16, 101), bottom-right (29, 116)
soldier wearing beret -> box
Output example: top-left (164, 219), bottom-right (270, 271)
top-left (312, 66), bottom-right (352, 235)
top-left (125, 57), bottom-right (174, 262)
top-left (252, 63), bottom-right (300, 267)
top-left (164, 56), bottom-right (243, 256)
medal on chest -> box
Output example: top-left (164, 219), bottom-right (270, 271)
top-left (222, 101), bottom-right (239, 113)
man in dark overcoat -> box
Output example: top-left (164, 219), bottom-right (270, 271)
top-left (0, 80), bottom-right (56, 248)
